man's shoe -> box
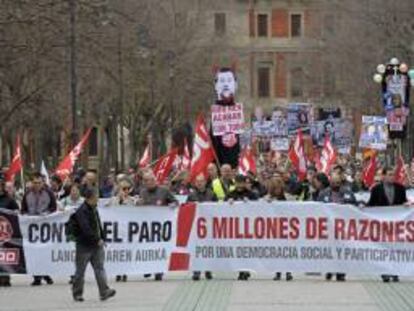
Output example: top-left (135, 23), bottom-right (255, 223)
top-left (31, 280), bottom-right (42, 286)
top-left (273, 272), bottom-right (281, 281)
top-left (336, 274), bottom-right (346, 282)
top-left (155, 273), bottom-right (163, 281)
top-left (144, 274), bottom-right (152, 279)
top-left (245, 272), bottom-right (251, 280)
top-left (101, 289), bottom-right (116, 301)
top-left (192, 272), bottom-right (201, 281)
top-left (44, 276), bottom-right (54, 285)
top-left (382, 275), bottom-right (390, 283)
top-left (73, 296), bottom-right (84, 302)
top-left (122, 275), bottom-right (127, 282)
top-left (392, 276), bottom-right (400, 283)
top-left (325, 273), bottom-right (333, 281)
top-left (286, 273), bottom-right (293, 281)
top-left (205, 272), bottom-right (213, 280)
top-left (115, 275), bottom-right (121, 282)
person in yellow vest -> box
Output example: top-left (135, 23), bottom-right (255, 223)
top-left (211, 164), bottom-right (236, 200)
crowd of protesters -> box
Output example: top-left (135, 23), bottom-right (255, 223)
top-left (0, 151), bottom-right (412, 289)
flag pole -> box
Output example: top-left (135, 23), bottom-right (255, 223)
top-left (20, 165), bottom-right (25, 193)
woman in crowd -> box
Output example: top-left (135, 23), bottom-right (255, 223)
top-left (59, 183), bottom-right (84, 210)
top-left (107, 179), bottom-right (136, 282)
top-left (265, 172), bottom-right (292, 281)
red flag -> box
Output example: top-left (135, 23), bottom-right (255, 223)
top-left (179, 139), bottom-right (191, 170)
top-left (238, 147), bottom-right (257, 175)
top-left (5, 135), bottom-right (23, 182)
top-left (320, 136), bottom-right (337, 175)
top-left (288, 129), bottom-right (307, 181)
top-left (362, 154), bottom-right (377, 188)
top-left (55, 128), bottom-right (92, 180)
top-left (189, 114), bottom-right (216, 182)
top-left (313, 148), bottom-right (322, 171)
top-left (139, 144), bottom-right (152, 168)
top-left (153, 148), bottom-right (178, 184)
top-left (395, 156), bottom-right (407, 186)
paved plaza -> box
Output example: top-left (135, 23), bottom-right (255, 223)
top-left (1, 274), bottom-right (414, 311)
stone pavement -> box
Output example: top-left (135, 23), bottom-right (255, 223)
top-left (1, 274), bottom-right (414, 311)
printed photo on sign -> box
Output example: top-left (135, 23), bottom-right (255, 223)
top-left (311, 118), bottom-right (353, 149)
top-left (287, 103), bottom-right (312, 135)
top-left (359, 116), bottom-right (388, 150)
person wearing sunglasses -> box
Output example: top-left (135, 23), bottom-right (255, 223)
top-left (105, 179), bottom-right (136, 282)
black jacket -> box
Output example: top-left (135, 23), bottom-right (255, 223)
top-left (187, 188), bottom-right (217, 202)
top-left (226, 189), bottom-right (259, 201)
top-left (0, 193), bottom-right (19, 211)
top-left (367, 182), bottom-right (407, 207)
top-left (72, 202), bottom-right (104, 247)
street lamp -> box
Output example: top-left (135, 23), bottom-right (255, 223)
top-left (373, 57), bottom-right (414, 159)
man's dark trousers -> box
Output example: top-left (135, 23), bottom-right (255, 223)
top-left (72, 243), bottom-right (109, 298)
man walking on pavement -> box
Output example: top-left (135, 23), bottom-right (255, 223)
top-left (68, 187), bottom-right (116, 302)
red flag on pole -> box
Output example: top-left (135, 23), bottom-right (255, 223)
top-left (179, 139), bottom-right (191, 171)
top-left (5, 135), bottom-right (23, 182)
top-left (153, 148), bottom-right (178, 184)
top-left (288, 129), bottom-right (307, 181)
top-left (395, 156), bottom-right (407, 186)
top-left (55, 128), bottom-right (92, 180)
top-left (320, 135), bottom-right (337, 175)
top-left (238, 147), bottom-right (257, 175)
top-left (189, 114), bottom-right (216, 182)
top-left (138, 144), bottom-right (152, 168)
top-left (362, 154), bottom-right (377, 189)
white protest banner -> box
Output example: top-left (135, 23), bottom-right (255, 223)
top-left (4, 201), bottom-right (414, 277)
top-left (186, 201), bottom-right (414, 276)
top-left (211, 103), bottom-right (245, 136)
top-left (18, 205), bottom-right (177, 276)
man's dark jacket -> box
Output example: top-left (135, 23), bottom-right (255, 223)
top-left (0, 193), bottom-right (19, 211)
top-left (367, 182), bottom-right (407, 206)
top-left (70, 202), bottom-right (104, 247)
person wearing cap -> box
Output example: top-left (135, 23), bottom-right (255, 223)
top-left (69, 187), bottom-right (116, 302)
top-left (0, 172), bottom-right (19, 287)
top-left (226, 174), bottom-right (258, 281)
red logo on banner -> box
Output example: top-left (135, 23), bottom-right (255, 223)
top-left (0, 216), bottom-right (13, 243)
top-left (169, 203), bottom-right (197, 271)
top-left (0, 249), bottom-right (19, 265)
